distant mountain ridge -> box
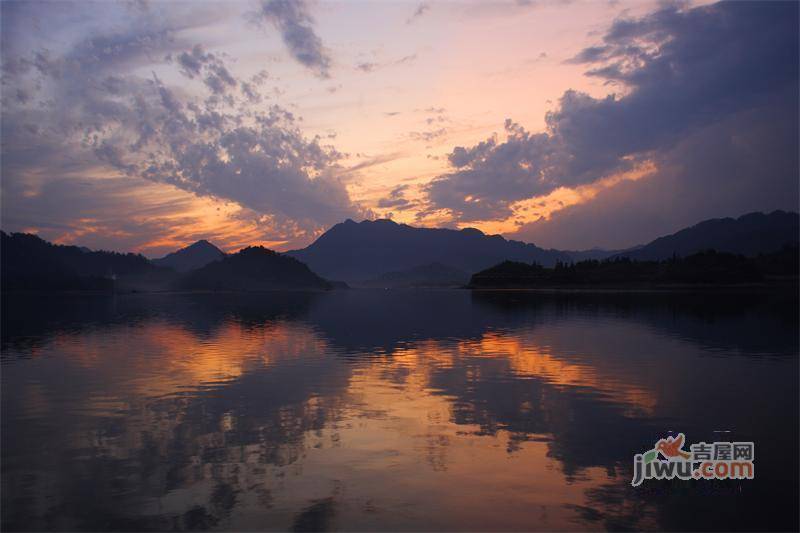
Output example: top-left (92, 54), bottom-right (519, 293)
top-left (360, 262), bottom-right (470, 288)
top-left (287, 219), bottom-right (571, 283)
top-left (614, 211), bottom-right (799, 261)
top-left (152, 239), bottom-right (226, 272)
top-left (1, 232), bottom-right (173, 292)
top-left (2, 233), bottom-right (332, 292)
top-left (4, 210), bottom-right (796, 292)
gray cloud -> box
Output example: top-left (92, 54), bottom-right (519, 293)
top-left (509, 84), bottom-right (799, 249)
top-left (1, 11), bottom-right (366, 245)
top-left (377, 184), bottom-right (416, 211)
top-left (255, 0), bottom-right (331, 78)
top-left (425, 1), bottom-right (799, 227)
top-left (407, 106), bottom-right (450, 147)
top-left (410, 127), bottom-right (448, 143)
top-left (356, 61), bottom-right (378, 73)
top-left (355, 53), bottom-right (417, 74)
top-left (407, 3), bottom-right (430, 24)
top-left (425, 120), bottom-right (564, 221)
top-left (341, 152), bottom-right (405, 177)
top-left (172, 45), bottom-right (237, 95)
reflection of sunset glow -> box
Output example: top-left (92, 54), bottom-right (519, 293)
top-left (51, 319), bottom-right (328, 399)
top-left (335, 362), bottom-right (627, 531)
top-left (373, 332), bottom-right (657, 416)
top-left (459, 332), bottom-right (657, 415)
top-left (6, 310), bottom-right (672, 530)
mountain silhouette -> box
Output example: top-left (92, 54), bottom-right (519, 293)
top-left (360, 262), bottom-right (470, 288)
top-left (178, 246), bottom-right (332, 291)
top-left (614, 211), bottom-right (799, 261)
top-left (5, 210), bottom-right (796, 292)
top-left (152, 240), bottom-right (226, 272)
top-left (1, 232), bottom-right (173, 292)
top-left (286, 219), bottom-right (571, 283)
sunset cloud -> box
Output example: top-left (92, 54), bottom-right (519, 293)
top-left (1, 0), bottom-right (796, 254)
top-left (425, 1), bottom-right (798, 245)
top-left (1, 5), bottom-right (364, 250)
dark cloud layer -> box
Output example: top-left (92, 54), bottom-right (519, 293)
top-left (426, 1), bottom-right (799, 240)
top-left (511, 86), bottom-right (799, 249)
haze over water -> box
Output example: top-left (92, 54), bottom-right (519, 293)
top-left (2, 290), bottom-right (798, 531)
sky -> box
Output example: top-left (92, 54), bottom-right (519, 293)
top-left (1, 0), bottom-right (798, 257)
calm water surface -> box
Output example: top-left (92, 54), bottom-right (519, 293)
top-left (2, 290), bottom-right (798, 531)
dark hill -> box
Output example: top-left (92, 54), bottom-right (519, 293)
top-left (178, 246), bottom-right (331, 291)
top-left (152, 240), bottom-right (226, 272)
top-left (1, 232), bottom-right (173, 292)
top-left (614, 211), bottom-right (799, 261)
top-left (287, 219), bottom-right (571, 283)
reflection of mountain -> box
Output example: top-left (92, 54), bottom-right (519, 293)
top-left (470, 290), bottom-right (799, 358)
top-left (4, 289), bottom-right (796, 360)
top-left (286, 218), bottom-right (570, 282)
top-left (1, 292), bottom-right (321, 355)
top-left (152, 240), bottom-right (226, 272)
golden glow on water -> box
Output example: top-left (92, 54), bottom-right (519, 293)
top-left (3, 292), bottom-right (796, 531)
top-left (457, 333), bottom-right (657, 415)
top-left (8, 317), bottom-right (663, 530)
top-left (52, 320), bottom-right (329, 398)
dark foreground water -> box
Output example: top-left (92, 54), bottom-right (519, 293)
top-left (2, 290), bottom-right (798, 532)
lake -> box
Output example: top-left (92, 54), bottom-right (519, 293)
top-left (2, 290), bottom-right (798, 531)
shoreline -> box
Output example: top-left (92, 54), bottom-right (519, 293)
top-left (2, 281), bottom-right (798, 297)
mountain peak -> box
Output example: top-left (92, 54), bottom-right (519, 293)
top-left (186, 239), bottom-right (217, 249)
top-left (287, 218), bottom-right (568, 282)
top-left (152, 239), bottom-right (226, 273)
